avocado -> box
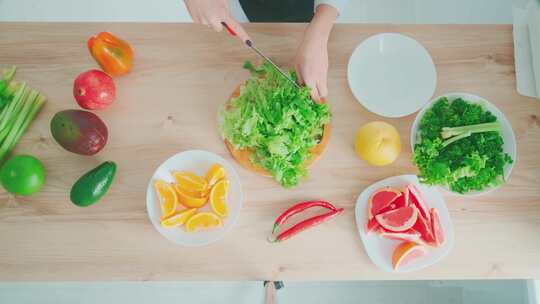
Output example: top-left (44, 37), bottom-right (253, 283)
top-left (70, 161), bottom-right (116, 207)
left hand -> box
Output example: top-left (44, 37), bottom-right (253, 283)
top-left (294, 27), bottom-right (329, 103)
top-left (293, 4), bottom-right (338, 103)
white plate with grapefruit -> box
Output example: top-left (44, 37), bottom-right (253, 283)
top-left (146, 150), bottom-right (243, 246)
top-left (355, 175), bottom-right (454, 272)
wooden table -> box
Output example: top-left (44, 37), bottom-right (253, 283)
top-left (0, 23), bottom-right (539, 281)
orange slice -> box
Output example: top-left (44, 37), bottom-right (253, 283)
top-left (392, 241), bottom-right (426, 270)
top-left (160, 208), bottom-right (197, 228)
top-left (175, 184), bottom-right (208, 208)
top-left (172, 171), bottom-right (208, 192)
top-left (210, 179), bottom-right (229, 217)
top-left (205, 163), bottom-right (226, 187)
top-left (185, 212), bottom-right (223, 232)
top-left (154, 180), bottom-right (178, 218)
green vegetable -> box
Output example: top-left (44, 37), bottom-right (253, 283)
top-left (0, 66), bottom-right (46, 163)
top-left (221, 61), bottom-right (331, 187)
top-left (440, 122), bottom-right (501, 147)
top-left (413, 97), bottom-right (513, 193)
top-left (70, 161), bottom-right (117, 207)
top-left (0, 66), bottom-right (17, 108)
top-left (0, 154), bottom-right (45, 196)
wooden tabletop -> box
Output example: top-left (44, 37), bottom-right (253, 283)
top-left (0, 23), bottom-right (539, 281)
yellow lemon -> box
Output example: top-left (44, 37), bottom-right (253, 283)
top-left (185, 212), bottom-right (223, 232)
top-left (355, 121), bottom-right (401, 166)
top-left (160, 208), bottom-right (197, 228)
top-left (210, 179), bottom-right (229, 217)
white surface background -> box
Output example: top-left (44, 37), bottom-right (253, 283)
top-left (0, 280), bottom-right (532, 304)
top-left (0, 0), bottom-right (537, 303)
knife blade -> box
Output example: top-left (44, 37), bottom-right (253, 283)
top-left (221, 22), bottom-right (301, 89)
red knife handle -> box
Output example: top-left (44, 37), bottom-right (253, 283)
top-left (221, 22), bottom-right (236, 36)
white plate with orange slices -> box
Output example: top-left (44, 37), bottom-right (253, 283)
top-left (355, 175), bottom-right (454, 273)
top-left (146, 150), bottom-right (243, 246)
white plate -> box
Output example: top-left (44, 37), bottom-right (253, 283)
top-left (347, 33), bottom-right (437, 118)
top-left (146, 150), bottom-right (243, 246)
top-left (355, 175), bottom-right (454, 273)
top-left (410, 93), bottom-right (517, 196)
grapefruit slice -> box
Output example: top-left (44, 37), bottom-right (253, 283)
top-left (412, 212), bottom-right (435, 245)
top-left (375, 205), bottom-right (418, 232)
top-left (430, 208), bottom-right (445, 247)
top-left (392, 241), bottom-right (427, 270)
top-left (379, 229), bottom-right (424, 244)
top-left (367, 187), bottom-right (401, 219)
top-left (407, 184), bottom-right (431, 221)
top-left (379, 188), bottom-right (410, 214)
top-left (366, 218), bottom-right (380, 233)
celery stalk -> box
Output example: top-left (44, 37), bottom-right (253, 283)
top-left (0, 89), bottom-right (39, 160)
top-left (0, 66), bottom-right (17, 98)
top-left (0, 84), bottom-right (28, 134)
top-left (0, 87), bottom-right (33, 137)
top-left (2, 80), bottom-right (21, 99)
top-left (440, 122), bottom-right (501, 139)
top-left (7, 93), bottom-right (45, 152)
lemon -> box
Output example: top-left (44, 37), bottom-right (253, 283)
top-left (355, 121), bottom-right (401, 166)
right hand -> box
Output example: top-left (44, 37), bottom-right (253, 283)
top-left (183, 0), bottom-right (250, 43)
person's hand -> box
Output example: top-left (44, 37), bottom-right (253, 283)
top-left (294, 28), bottom-right (329, 103)
top-left (294, 4), bottom-right (338, 103)
top-left (183, 0), bottom-right (250, 42)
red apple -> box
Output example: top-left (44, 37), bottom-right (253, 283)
top-left (73, 69), bottom-right (116, 110)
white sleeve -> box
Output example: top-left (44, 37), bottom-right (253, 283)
top-left (314, 0), bottom-right (348, 16)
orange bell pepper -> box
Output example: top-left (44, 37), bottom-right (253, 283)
top-left (87, 32), bottom-right (133, 76)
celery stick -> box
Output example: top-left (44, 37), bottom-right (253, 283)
top-left (1, 80), bottom-right (21, 99)
top-left (7, 93), bottom-right (45, 152)
top-left (0, 89), bottom-right (37, 160)
top-left (440, 122), bottom-right (501, 139)
top-left (0, 83), bottom-right (27, 127)
top-left (0, 86), bottom-right (33, 138)
top-left (0, 66), bottom-right (17, 98)
top-left (0, 66), bottom-right (16, 93)
top-left (2, 66), bottom-right (16, 82)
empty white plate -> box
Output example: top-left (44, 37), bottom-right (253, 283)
top-left (146, 150), bottom-right (243, 246)
top-left (348, 33), bottom-right (437, 118)
top-left (355, 175), bottom-right (454, 273)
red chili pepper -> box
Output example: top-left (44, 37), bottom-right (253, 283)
top-left (272, 200), bottom-right (337, 234)
top-left (272, 208), bottom-right (344, 243)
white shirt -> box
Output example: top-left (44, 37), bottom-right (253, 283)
top-left (315, 0), bottom-right (348, 15)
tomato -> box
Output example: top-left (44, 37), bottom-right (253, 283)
top-left (0, 155), bottom-right (45, 196)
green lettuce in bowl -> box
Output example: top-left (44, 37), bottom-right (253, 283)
top-left (220, 61), bottom-right (331, 188)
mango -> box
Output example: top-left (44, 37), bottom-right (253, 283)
top-left (50, 109), bottom-right (108, 155)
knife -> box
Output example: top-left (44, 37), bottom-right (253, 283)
top-left (221, 22), bottom-right (301, 89)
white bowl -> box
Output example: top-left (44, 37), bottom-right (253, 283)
top-left (146, 150), bottom-right (243, 246)
top-left (347, 33), bottom-right (437, 118)
top-left (410, 93), bottom-right (517, 196)
top-left (355, 175), bottom-right (454, 273)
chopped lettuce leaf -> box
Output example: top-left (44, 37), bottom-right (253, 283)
top-left (221, 61), bottom-right (331, 187)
